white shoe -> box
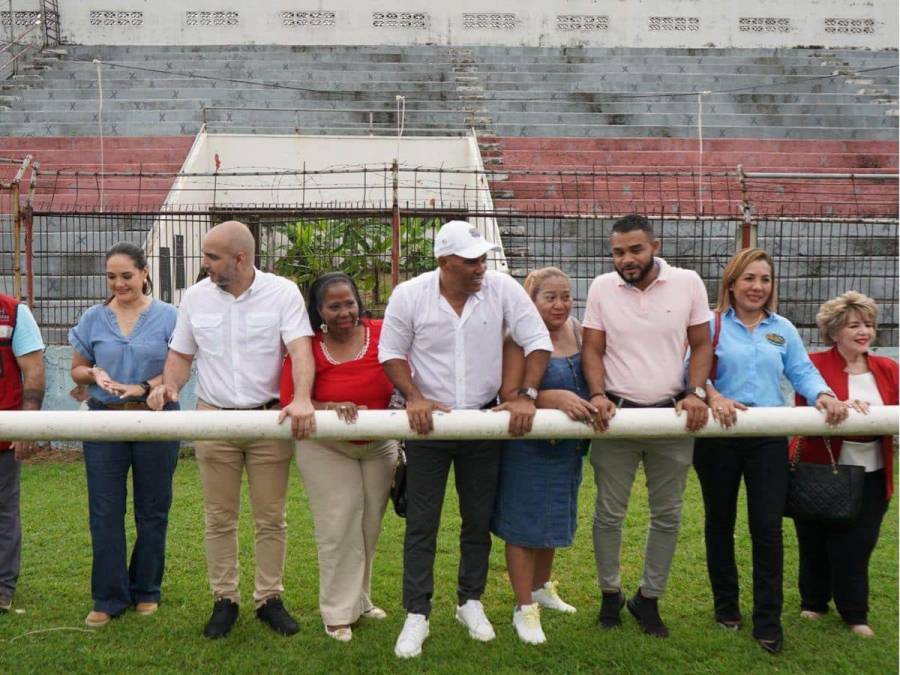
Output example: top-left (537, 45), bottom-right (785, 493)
top-left (325, 625), bottom-right (352, 642)
top-left (395, 613), bottom-right (429, 658)
top-left (455, 600), bottom-right (496, 642)
top-left (513, 603), bottom-right (546, 644)
top-left (362, 606), bottom-right (387, 620)
top-left (532, 581), bottom-right (576, 613)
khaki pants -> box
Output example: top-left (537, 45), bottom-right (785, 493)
top-left (590, 437), bottom-right (693, 598)
top-left (296, 439), bottom-right (397, 625)
top-left (194, 400), bottom-right (293, 608)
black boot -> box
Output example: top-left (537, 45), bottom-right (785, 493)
top-left (627, 589), bottom-right (669, 638)
top-left (597, 590), bottom-right (626, 629)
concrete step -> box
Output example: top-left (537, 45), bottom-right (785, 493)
top-left (496, 137), bottom-right (898, 153)
top-left (64, 44), bottom-right (898, 61)
top-left (44, 61), bottom-right (888, 78)
top-left (36, 109), bottom-right (871, 130)
top-left (498, 150), bottom-right (898, 170)
top-left (0, 135), bottom-right (195, 150)
top-left (486, 123), bottom-right (897, 140)
top-left (11, 86), bottom-right (464, 101)
top-left (30, 299), bottom-right (96, 328)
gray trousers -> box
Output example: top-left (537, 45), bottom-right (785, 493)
top-left (0, 451), bottom-right (21, 599)
top-left (590, 437), bottom-right (693, 598)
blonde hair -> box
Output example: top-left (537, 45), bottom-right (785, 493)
top-left (716, 248), bottom-right (778, 314)
top-left (523, 266), bottom-right (570, 300)
top-left (816, 291), bottom-right (878, 345)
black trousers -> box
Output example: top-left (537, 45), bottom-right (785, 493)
top-left (402, 438), bottom-right (502, 617)
top-left (793, 469), bottom-right (888, 626)
top-left (693, 436), bottom-right (789, 641)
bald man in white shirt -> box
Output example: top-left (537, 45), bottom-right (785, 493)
top-left (149, 221), bottom-right (316, 640)
top-left (379, 221), bottom-right (552, 658)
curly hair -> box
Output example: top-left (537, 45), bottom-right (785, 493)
top-left (816, 291), bottom-right (878, 345)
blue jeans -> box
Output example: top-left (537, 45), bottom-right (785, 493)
top-left (83, 403), bottom-right (180, 615)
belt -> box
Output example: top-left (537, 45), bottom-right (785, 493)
top-left (95, 400), bottom-right (150, 411)
top-left (214, 398), bottom-right (280, 411)
top-left (609, 392), bottom-right (683, 409)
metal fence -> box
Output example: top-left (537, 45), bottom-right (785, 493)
top-left (1, 167), bottom-right (897, 347)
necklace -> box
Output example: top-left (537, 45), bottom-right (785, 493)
top-left (320, 325), bottom-right (369, 365)
top-left (739, 314), bottom-right (765, 330)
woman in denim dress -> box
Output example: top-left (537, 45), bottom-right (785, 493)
top-left (491, 267), bottom-right (596, 645)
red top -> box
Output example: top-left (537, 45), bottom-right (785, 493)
top-left (280, 319), bottom-right (394, 411)
top-left (794, 346), bottom-right (898, 500)
top-left (0, 294), bottom-right (23, 452)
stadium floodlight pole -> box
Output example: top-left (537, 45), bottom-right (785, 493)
top-left (0, 407), bottom-right (896, 443)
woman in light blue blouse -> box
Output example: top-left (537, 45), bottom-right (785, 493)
top-left (693, 248), bottom-right (847, 654)
top-left (69, 242), bottom-right (179, 629)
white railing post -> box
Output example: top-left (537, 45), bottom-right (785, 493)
top-left (0, 408), bottom-right (896, 443)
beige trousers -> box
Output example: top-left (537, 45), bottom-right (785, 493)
top-left (194, 400), bottom-right (293, 608)
top-left (295, 439), bottom-right (398, 625)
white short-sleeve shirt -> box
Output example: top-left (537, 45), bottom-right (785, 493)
top-left (379, 269), bottom-right (552, 409)
top-left (169, 269), bottom-right (313, 408)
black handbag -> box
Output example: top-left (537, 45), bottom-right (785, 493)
top-left (390, 444), bottom-right (407, 518)
top-left (785, 436), bottom-right (865, 525)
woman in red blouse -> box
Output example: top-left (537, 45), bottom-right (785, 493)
top-left (280, 272), bottom-right (397, 643)
top-left (792, 291), bottom-right (898, 638)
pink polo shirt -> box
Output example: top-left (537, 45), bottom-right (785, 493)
top-left (582, 257), bottom-right (711, 405)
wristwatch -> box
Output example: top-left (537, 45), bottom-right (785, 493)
top-left (140, 381), bottom-right (152, 395)
top-left (685, 386), bottom-right (707, 401)
top-left (517, 387), bottom-right (539, 401)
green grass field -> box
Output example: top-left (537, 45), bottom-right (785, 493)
top-left (1, 453), bottom-right (896, 674)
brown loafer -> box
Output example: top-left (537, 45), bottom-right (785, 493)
top-left (85, 610), bottom-right (112, 628)
top-left (136, 602), bottom-right (159, 616)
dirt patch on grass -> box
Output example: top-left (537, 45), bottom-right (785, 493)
top-left (22, 445), bottom-right (84, 464)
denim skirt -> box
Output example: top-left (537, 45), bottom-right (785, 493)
top-left (490, 438), bottom-right (586, 548)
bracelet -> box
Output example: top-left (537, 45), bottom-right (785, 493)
top-left (589, 392), bottom-right (607, 399)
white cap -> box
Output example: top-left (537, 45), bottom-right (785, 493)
top-left (433, 220), bottom-right (500, 259)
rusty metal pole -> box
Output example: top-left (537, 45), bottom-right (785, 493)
top-left (736, 164), bottom-right (756, 249)
top-left (391, 158), bottom-right (400, 288)
top-left (11, 180), bottom-right (20, 299)
top-left (23, 203), bottom-right (33, 308)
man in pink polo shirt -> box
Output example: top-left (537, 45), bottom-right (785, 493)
top-left (581, 214), bottom-right (712, 638)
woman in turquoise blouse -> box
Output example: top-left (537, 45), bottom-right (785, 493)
top-left (69, 242), bottom-right (179, 628)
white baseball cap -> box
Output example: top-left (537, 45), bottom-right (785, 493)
top-left (433, 220), bottom-right (500, 259)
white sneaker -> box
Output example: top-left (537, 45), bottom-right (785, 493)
top-left (532, 581), bottom-right (576, 613)
top-left (513, 603), bottom-right (546, 644)
top-left (395, 613), bottom-right (429, 658)
top-left (455, 600), bottom-right (496, 642)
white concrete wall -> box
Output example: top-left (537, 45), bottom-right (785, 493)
top-left (8, 0), bottom-right (899, 49)
top-left (147, 129), bottom-right (504, 305)
top-left (48, 0), bottom-right (898, 49)
top-left (8, 0), bottom-right (898, 49)
top-left (2, 0), bottom-right (44, 45)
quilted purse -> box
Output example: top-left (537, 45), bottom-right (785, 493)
top-left (785, 436), bottom-right (864, 525)
top-left (390, 444), bottom-right (408, 518)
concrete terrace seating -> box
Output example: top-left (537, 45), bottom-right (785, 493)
top-left (0, 44), bottom-right (896, 344)
top-left (488, 138), bottom-right (899, 216)
top-left (0, 44), bottom-right (895, 140)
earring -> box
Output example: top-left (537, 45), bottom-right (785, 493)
top-left (320, 322), bottom-right (328, 334)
